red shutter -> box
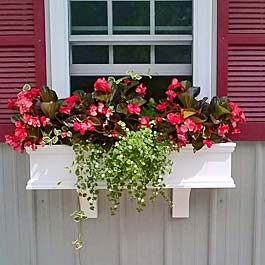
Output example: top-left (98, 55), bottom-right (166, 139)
top-left (218, 0), bottom-right (265, 140)
top-left (0, 0), bottom-right (46, 142)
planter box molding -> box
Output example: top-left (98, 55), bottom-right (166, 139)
top-left (26, 143), bottom-right (236, 218)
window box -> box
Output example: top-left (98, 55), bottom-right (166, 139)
top-left (26, 143), bottom-right (236, 218)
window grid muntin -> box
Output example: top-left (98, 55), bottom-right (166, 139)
top-left (69, 0), bottom-right (193, 76)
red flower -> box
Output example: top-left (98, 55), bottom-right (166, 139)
top-left (231, 128), bottom-right (241, 134)
top-left (94, 78), bottom-right (110, 93)
top-left (61, 132), bottom-right (68, 138)
top-left (111, 131), bottom-right (118, 138)
top-left (87, 104), bottom-right (98, 116)
top-left (167, 113), bottom-right (182, 125)
top-left (165, 90), bottom-right (177, 102)
top-left (135, 83), bottom-right (147, 97)
top-left (155, 115), bottom-right (163, 123)
top-left (203, 140), bottom-right (213, 148)
top-left (138, 116), bottom-right (149, 128)
top-left (156, 102), bottom-right (167, 112)
top-left (217, 124), bottom-right (229, 136)
top-left (177, 134), bottom-right (188, 147)
top-left (123, 79), bottom-right (131, 85)
top-left (23, 114), bottom-right (41, 127)
top-left (156, 136), bottom-right (163, 142)
top-left (65, 95), bottom-right (78, 105)
top-left (168, 78), bottom-right (182, 90)
top-left (184, 119), bottom-right (197, 132)
top-left (127, 104), bottom-right (141, 115)
top-left (73, 120), bottom-right (95, 135)
top-left (15, 127), bottom-right (27, 140)
top-left (59, 106), bottom-right (71, 115)
top-left (5, 135), bottom-right (23, 153)
top-left (24, 141), bottom-right (37, 151)
top-left (7, 99), bottom-right (17, 109)
top-left (59, 95), bottom-right (78, 114)
top-left (40, 116), bottom-right (50, 126)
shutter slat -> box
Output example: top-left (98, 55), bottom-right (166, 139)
top-left (0, 0), bottom-right (46, 141)
top-left (0, 1), bottom-right (34, 36)
top-left (218, 0), bottom-right (265, 139)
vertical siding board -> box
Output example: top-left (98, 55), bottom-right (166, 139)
top-left (0, 144), bottom-right (8, 264)
top-left (119, 191), bottom-right (165, 265)
top-left (165, 190), bottom-right (210, 265)
top-left (16, 150), bottom-right (33, 265)
top-left (2, 143), bottom-right (265, 265)
top-left (253, 144), bottom-right (265, 265)
top-left (35, 191), bottom-right (53, 265)
top-left (80, 190), bottom-right (120, 265)
top-left (2, 146), bottom-right (20, 265)
top-left (261, 145), bottom-right (265, 265)
top-left (194, 189), bottom-right (210, 265)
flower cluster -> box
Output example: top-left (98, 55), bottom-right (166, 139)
top-left (5, 73), bottom-right (246, 222)
top-left (5, 74), bottom-right (245, 154)
top-left (154, 78), bottom-right (246, 149)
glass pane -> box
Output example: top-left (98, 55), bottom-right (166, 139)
top-left (155, 45), bottom-right (192, 64)
top-left (71, 1), bottom-right (107, 35)
top-left (155, 1), bottom-right (192, 34)
top-left (72, 45), bottom-right (109, 64)
top-left (114, 46), bottom-right (150, 64)
top-left (71, 76), bottom-right (192, 99)
top-left (113, 1), bottom-right (150, 34)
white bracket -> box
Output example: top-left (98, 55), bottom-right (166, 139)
top-left (79, 189), bottom-right (191, 219)
top-left (172, 188), bottom-right (191, 218)
top-left (79, 196), bottom-right (98, 218)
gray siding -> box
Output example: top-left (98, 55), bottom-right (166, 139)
top-left (0, 142), bottom-right (264, 265)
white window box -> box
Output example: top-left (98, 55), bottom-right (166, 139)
top-left (26, 143), bottom-right (236, 218)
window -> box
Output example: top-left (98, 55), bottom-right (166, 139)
top-left (69, 0), bottom-right (193, 95)
top-left (47, 0), bottom-right (213, 99)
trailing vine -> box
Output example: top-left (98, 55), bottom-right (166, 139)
top-left (72, 126), bottom-right (174, 215)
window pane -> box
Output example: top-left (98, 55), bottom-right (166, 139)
top-left (71, 1), bottom-right (107, 35)
top-left (155, 1), bottom-right (192, 34)
top-left (113, 1), bottom-right (150, 34)
top-left (155, 45), bottom-right (192, 64)
top-left (71, 76), bottom-right (192, 99)
top-left (114, 46), bottom-right (150, 64)
top-left (72, 45), bottom-right (109, 64)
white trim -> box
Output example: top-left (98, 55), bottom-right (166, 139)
top-left (48, 0), bottom-right (213, 97)
top-left (48, 0), bottom-right (70, 98)
top-left (69, 34), bottom-right (192, 43)
top-left (193, 0), bottom-right (213, 98)
top-left (70, 64), bottom-right (192, 76)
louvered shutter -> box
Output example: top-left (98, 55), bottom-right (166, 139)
top-left (218, 0), bottom-right (265, 140)
top-left (0, 0), bottom-right (46, 141)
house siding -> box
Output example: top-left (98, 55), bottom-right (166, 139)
top-left (0, 142), bottom-right (264, 265)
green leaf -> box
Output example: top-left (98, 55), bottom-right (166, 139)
top-left (192, 139), bottom-right (204, 151)
top-left (210, 114), bottom-right (220, 125)
top-left (181, 80), bottom-right (192, 90)
top-left (72, 89), bottom-right (85, 97)
top-left (40, 86), bottom-right (58, 102)
top-left (22, 84), bottom-right (31, 91)
top-left (11, 114), bottom-right (23, 123)
top-left (54, 128), bottom-right (61, 136)
top-left (92, 91), bottom-right (110, 102)
top-left (214, 104), bottom-right (231, 119)
top-left (40, 102), bottom-right (60, 119)
top-left (52, 136), bottom-right (59, 144)
top-left (127, 96), bottom-right (146, 106)
top-left (187, 86), bottom-right (200, 97)
top-left (116, 103), bottom-right (128, 115)
top-left (182, 109), bottom-right (196, 119)
top-left (178, 92), bottom-right (197, 108)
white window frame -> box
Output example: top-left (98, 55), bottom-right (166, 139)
top-left (46, 0), bottom-right (214, 99)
